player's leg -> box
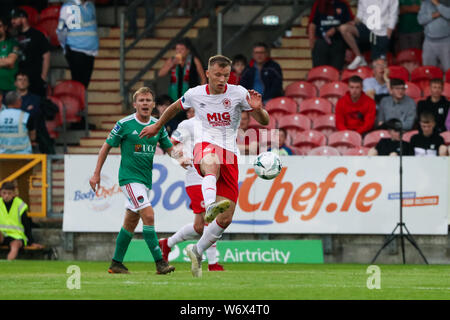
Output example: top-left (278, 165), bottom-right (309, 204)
top-left (7, 239), bottom-right (23, 261)
top-left (139, 205), bottom-right (175, 274)
top-left (109, 209), bottom-right (139, 274)
top-left (204, 222), bottom-right (225, 271)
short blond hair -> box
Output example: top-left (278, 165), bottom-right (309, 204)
top-left (133, 87), bottom-right (155, 102)
top-left (208, 55), bottom-right (232, 69)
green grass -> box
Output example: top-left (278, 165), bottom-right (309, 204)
top-left (0, 260), bottom-right (449, 300)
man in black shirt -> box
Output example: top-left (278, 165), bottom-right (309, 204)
top-left (0, 182), bottom-right (43, 260)
top-left (368, 118), bottom-right (414, 156)
top-left (417, 79), bottom-right (450, 133)
top-left (410, 111), bottom-right (447, 156)
top-left (10, 8), bottom-right (50, 97)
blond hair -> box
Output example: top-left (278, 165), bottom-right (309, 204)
top-left (208, 55), bottom-right (232, 69)
top-left (133, 87), bottom-right (155, 102)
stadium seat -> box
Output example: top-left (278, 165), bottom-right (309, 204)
top-left (307, 146), bottom-right (340, 156)
top-left (343, 146), bottom-right (370, 156)
top-left (341, 66), bottom-right (373, 82)
top-left (405, 82), bottom-right (422, 100)
top-left (284, 81), bottom-right (318, 106)
top-left (53, 80), bottom-right (86, 109)
top-left (402, 130), bottom-right (419, 142)
top-left (312, 114), bottom-right (336, 137)
top-left (319, 81), bottom-right (348, 108)
top-left (363, 130), bottom-right (390, 148)
top-left (248, 116), bottom-right (276, 131)
top-left (264, 96), bottom-right (298, 119)
top-left (292, 130), bottom-right (327, 155)
top-left (328, 130), bottom-right (362, 154)
top-left (440, 131), bottom-right (450, 145)
top-left (299, 98), bottom-right (332, 119)
top-left (53, 94), bottom-right (83, 123)
top-left (395, 48), bottom-right (422, 74)
top-left (19, 5), bottom-right (39, 26)
top-left (307, 65), bottom-right (340, 90)
top-left (36, 18), bottom-right (60, 47)
top-left (388, 65), bottom-right (410, 82)
top-left (39, 5), bottom-right (62, 21)
top-left (423, 83), bottom-right (450, 98)
top-left (411, 66), bottom-right (444, 91)
top-left (277, 114), bottom-right (312, 141)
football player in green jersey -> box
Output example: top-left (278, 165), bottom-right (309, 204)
top-left (89, 87), bottom-right (189, 275)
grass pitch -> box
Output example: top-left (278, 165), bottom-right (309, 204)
top-left (0, 260), bottom-right (449, 300)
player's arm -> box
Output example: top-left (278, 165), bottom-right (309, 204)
top-left (139, 100), bottom-right (183, 138)
top-left (89, 143), bottom-right (113, 192)
top-left (247, 89), bottom-right (270, 125)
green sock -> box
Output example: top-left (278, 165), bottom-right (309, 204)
top-left (142, 225), bottom-right (162, 262)
top-left (112, 227), bottom-right (133, 263)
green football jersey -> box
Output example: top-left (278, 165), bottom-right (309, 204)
top-left (106, 114), bottom-right (173, 189)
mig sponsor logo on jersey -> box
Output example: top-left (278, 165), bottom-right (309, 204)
top-left (206, 112), bottom-right (231, 127)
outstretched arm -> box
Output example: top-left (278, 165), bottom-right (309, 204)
top-left (139, 100), bottom-right (183, 138)
top-left (247, 90), bottom-right (269, 125)
top-left (89, 143), bottom-right (112, 192)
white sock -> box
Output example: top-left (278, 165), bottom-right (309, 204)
top-left (167, 223), bottom-right (200, 248)
top-left (196, 220), bottom-right (225, 254)
top-left (201, 174), bottom-right (217, 208)
top-left (206, 243), bottom-right (218, 265)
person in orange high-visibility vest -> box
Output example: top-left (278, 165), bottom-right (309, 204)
top-left (0, 181), bottom-right (43, 260)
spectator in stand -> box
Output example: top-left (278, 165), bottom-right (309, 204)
top-left (240, 42), bottom-right (283, 103)
top-left (335, 75), bottom-right (376, 135)
top-left (158, 37), bottom-right (206, 102)
top-left (368, 118), bottom-right (414, 156)
top-left (15, 71), bottom-right (55, 154)
top-left (268, 128), bottom-right (294, 156)
top-left (308, 0), bottom-right (353, 71)
top-left (417, 0), bottom-right (450, 72)
top-left (0, 181), bottom-right (44, 260)
top-left (362, 56), bottom-right (390, 107)
top-left (236, 111), bottom-right (258, 155)
top-left (418, 78), bottom-right (450, 133)
top-left (395, 0), bottom-right (424, 53)
top-left (410, 110), bottom-right (447, 155)
top-left (155, 94), bottom-right (181, 136)
top-left (10, 8), bottom-right (50, 97)
top-left (57, 0), bottom-right (99, 89)
top-left (125, 0), bottom-right (155, 38)
top-left (228, 54), bottom-right (247, 85)
top-left (0, 16), bottom-right (19, 95)
top-left (377, 78), bottom-right (416, 131)
top-left (0, 91), bottom-right (36, 154)
top-left (339, 0), bottom-right (399, 69)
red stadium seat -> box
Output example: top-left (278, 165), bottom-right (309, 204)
top-left (440, 131), bottom-right (450, 145)
top-left (363, 130), bottom-right (390, 148)
top-left (53, 80), bottom-right (86, 109)
top-left (284, 81), bottom-right (318, 105)
top-left (45, 96), bottom-right (64, 139)
top-left (343, 146), bottom-right (370, 156)
top-left (19, 5), bottom-right (39, 26)
top-left (36, 18), bottom-right (60, 47)
top-left (292, 130), bottom-right (327, 155)
top-left (277, 114), bottom-right (312, 141)
top-left (423, 83), bottom-right (450, 98)
top-left (396, 48), bottom-right (422, 74)
top-left (319, 81), bottom-right (348, 108)
top-left (388, 65), bottom-right (410, 82)
top-left (307, 146), bottom-right (340, 156)
top-left (312, 114), bottom-right (336, 137)
top-left (411, 66), bottom-right (444, 91)
top-left (39, 5), bottom-right (62, 21)
top-left (328, 130), bottom-right (362, 154)
top-left (307, 65), bottom-right (340, 90)
top-left (405, 82), bottom-right (422, 100)
top-left (53, 95), bottom-right (83, 123)
top-left (341, 66), bottom-right (373, 82)
top-left (402, 130), bottom-right (419, 142)
top-left (264, 96), bottom-right (298, 119)
top-left (299, 97), bottom-right (332, 119)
